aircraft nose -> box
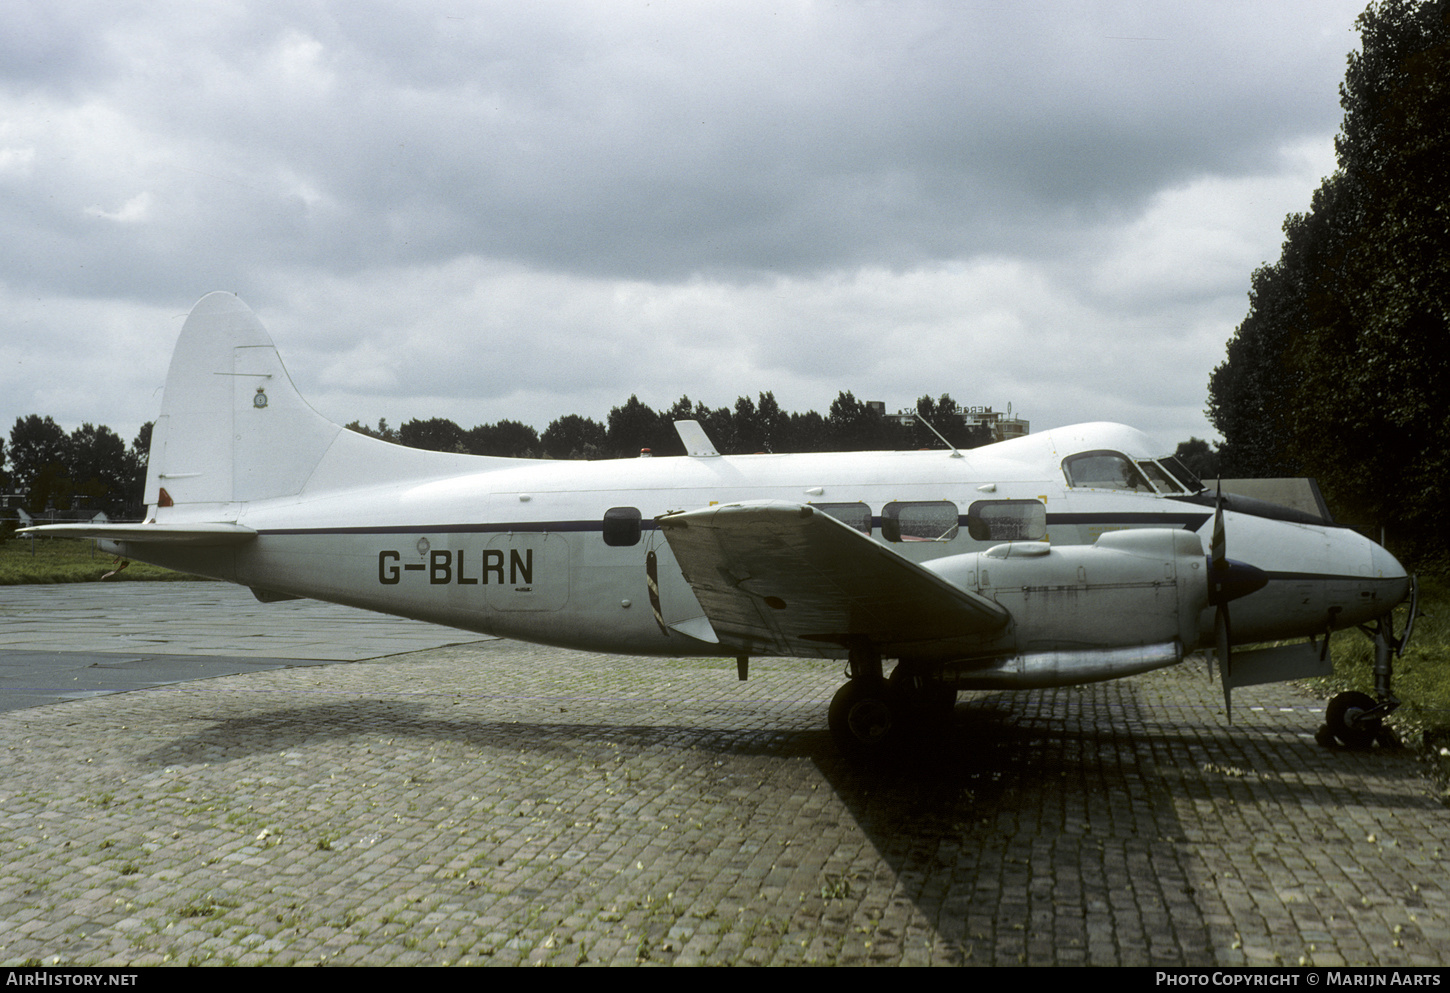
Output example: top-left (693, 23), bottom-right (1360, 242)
top-left (1370, 540), bottom-right (1411, 605)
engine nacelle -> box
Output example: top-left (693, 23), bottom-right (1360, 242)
top-left (923, 528), bottom-right (1209, 686)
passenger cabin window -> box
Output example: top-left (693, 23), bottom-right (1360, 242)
top-left (967, 500), bottom-right (1046, 541)
top-left (602, 506), bottom-right (642, 546)
top-left (811, 502), bottom-right (872, 534)
top-left (1062, 451), bottom-right (1155, 493)
top-left (881, 501), bottom-right (959, 542)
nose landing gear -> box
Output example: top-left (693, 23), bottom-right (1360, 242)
top-left (1316, 578), bottom-right (1416, 750)
top-left (1319, 690), bottom-right (1391, 749)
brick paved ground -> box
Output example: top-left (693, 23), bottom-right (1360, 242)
top-left (1, 637), bottom-right (1446, 966)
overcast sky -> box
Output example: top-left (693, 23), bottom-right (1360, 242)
top-left (1, 0), bottom-right (1371, 456)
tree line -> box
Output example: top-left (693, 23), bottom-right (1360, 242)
top-left (1206, 0), bottom-right (1449, 559)
top-left (1, 416), bottom-right (152, 520)
top-left (345, 391), bottom-right (995, 460)
top-left (1, 392), bottom-right (1001, 521)
top-left (4, 391), bottom-right (1231, 530)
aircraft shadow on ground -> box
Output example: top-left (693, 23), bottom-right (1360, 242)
top-left (137, 681), bottom-right (1426, 821)
top-left (130, 680), bottom-right (1429, 964)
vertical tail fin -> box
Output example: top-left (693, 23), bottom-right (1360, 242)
top-left (145, 292), bottom-right (342, 514)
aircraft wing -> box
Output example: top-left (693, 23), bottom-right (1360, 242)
top-left (17, 522), bottom-right (257, 546)
top-left (658, 501), bottom-right (1009, 658)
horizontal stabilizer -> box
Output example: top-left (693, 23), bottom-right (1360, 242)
top-left (658, 500), bottom-right (1009, 657)
top-left (18, 522), bottom-right (257, 546)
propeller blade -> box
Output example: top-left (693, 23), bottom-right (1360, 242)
top-left (1207, 484), bottom-right (1249, 721)
top-left (1211, 480), bottom-right (1226, 570)
top-left (1206, 484), bottom-right (1268, 606)
top-left (1215, 605), bottom-right (1233, 722)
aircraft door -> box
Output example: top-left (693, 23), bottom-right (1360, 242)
top-left (484, 532), bottom-right (570, 611)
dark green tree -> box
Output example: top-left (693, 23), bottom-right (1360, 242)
top-left (126, 422), bottom-right (153, 514)
top-left (464, 420), bottom-right (539, 458)
top-left (784, 409), bottom-right (830, 453)
top-left (911, 393), bottom-right (992, 450)
top-left (399, 417), bottom-right (466, 454)
top-left (541, 414), bottom-right (606, 460)
top-left (606, 395), bottom-right (671, 458)
top-left (1174, 437), bottom-right (1221, 482)
top-left (9, 415), bottom-right (71, 513)
top-left (68, 423), bottom-right (129, 516)
top-left (733, 392), bottom-right (788, 453)
top-left (827, 391), bottom-right (890, 451)
top-left (345, 418), bottom-right (399, 443)
top-left (1209, 0), bottom-right (1450, 552)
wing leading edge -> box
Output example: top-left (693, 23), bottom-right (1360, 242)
top-left (657, 501), bottom-right (1009, 658)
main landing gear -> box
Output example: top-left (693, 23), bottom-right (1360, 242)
top-left (827, 645), bottom-right (955, 760)
top-left (1317, 579), bottom-right (1417, 750)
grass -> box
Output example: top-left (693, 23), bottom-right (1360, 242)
top-left (0, 535), bottom-right (208, 584)
top-left (1310, 572), bottom-right (1450, 799)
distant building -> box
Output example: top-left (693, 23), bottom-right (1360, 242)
top-left (884, 403), bottom-right (1029, 442)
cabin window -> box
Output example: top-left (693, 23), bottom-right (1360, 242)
top-left (811, 502), bottom-right (872, 534)
top-left (881, 501), bottom-right (959, 542)
top-left (602, 506), bottom-right (642, 546)
top-left (1061, 451), bottom-right (1155, 493)
top-left (967, 500), bottom-right (1046, 541)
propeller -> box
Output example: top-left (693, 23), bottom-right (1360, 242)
top-left (1207, 482), bottom-right (1269, 720)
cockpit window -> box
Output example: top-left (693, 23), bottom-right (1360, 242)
top-left (1136, 460), bottom-right (1185, 494)
top-left (1062, 451), bottom-right (1155, 493)
top-left (1157, 455), bottom-right (1203, 493)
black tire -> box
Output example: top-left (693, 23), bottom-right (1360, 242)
top-left (828, 681), bottom-right (899, 760)
top-left (1325, 691), bottom-right (1378, 749)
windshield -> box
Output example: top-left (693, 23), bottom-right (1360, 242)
top-left (1061, 451), bottom-right (1155, 493)
top-left (1137, 460), bottom-right (1185, 494)
top-left (1157, 455), bottom-right (1204, 492)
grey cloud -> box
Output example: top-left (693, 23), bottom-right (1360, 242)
top-left (4, 2), bottom-right (1355, 289)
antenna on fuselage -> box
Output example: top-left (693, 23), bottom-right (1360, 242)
top-left (914, 413), bottom-right (964, 459)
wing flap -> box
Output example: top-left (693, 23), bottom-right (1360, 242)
top-left (658, 501), bottom-right (1008, 657)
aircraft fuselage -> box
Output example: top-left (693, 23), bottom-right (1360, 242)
top-left (110, 442), bottom-right (1407, 661)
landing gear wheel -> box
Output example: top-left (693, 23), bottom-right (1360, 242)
top-left (1325, 691), bottom-right (1379, 750)
top-left (828, 681), bottom-right (900, 761)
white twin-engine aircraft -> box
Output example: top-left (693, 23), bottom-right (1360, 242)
top-left (25, 292), bottom-right (1416, 758)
